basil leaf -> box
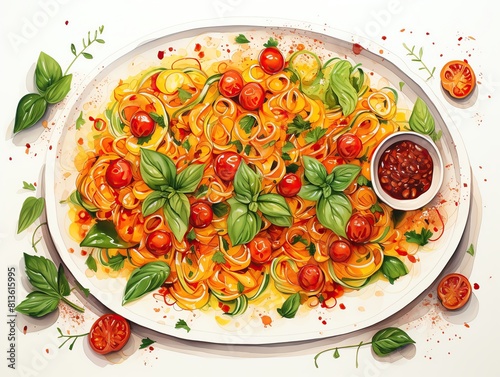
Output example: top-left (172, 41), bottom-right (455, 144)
top-left (140, 148), bottom-right (176, 190)
top-left (329, 60), bottom-right (358, 116)
top-left (57, 265), bottom-right (71, 296)
top-left (17, 196), bottom-right (45, 234)
top-left (14, 93), bottom-right (48, 133)
top-left (122, 261), bottom-right (170, 305)
top-left (142, 191), bottom-right (166, 217)
top-left (80, 220), bottom-right (138, 249)
top-left (316, 193), bottom-right (352, 238)
top-left (239, 115), bottom-right (256, 134)
top-left (175, 163), bottom-right (205, 193)
top-left (330, 164), bottom-right (361, 191)
top-left (371, 327), bottom-right (415, 356)
top-left (227, 198), bottom-right (262, 246)
top-left (233, 162), bottom-right (262, 204)
top-left (15, 291), bottom-right (60, 318)
top-left (409, 97), bottom-right (435, 136)
top-left (381, 255), bottom-right (409, 284)
top-left (163, 192), bottom-right (190, 242)
top-left (23, 253), bottom-right (59, 296)
top-left (212, 202), bottom-right (229, 217)
top-left (257, 193), bottom-right (293, 226)
top-left (298, 184), bottom-right (323, 202)
top-left (44, 74), bottom-right (72, 104)
top-left (277, 292), bottom-right (301, 318)
top-left (69, 190), bottom-right (98, 214)
top-left (302, 156), bottom-right (327, 186)
top-left (35, 52), bottom-right (62, 93)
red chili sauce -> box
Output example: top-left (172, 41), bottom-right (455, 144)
top-left (377, 140), bottom-right (433, 200)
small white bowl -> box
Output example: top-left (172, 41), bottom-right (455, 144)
top-left (370, 131), bottom-right (444, 211)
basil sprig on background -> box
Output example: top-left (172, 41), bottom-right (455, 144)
top-left (228, 162), bottom-right (293, 246)
top-left (14, 26), bottom-right (105, 133)
top-left (15, 253), bottom-right (84, 317)
top-left (140, 148), bottom-right (205, 242)
top-left (298, 156), bottom-right (360, 238)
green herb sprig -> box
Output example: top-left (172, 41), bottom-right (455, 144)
top-left (57, 327), bottom-right (89, 350)
top-left (402, 43), bottom-right (436, 80)
top-left (314, 327), bottom-right (415, 368)
top-left (16, 253), bottom-right (85, 317)
top-left (14, 25), bottom-right (105, 133)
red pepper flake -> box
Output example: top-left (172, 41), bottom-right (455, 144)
top-left (45, 349), bottom-right (49, 354)
top-left (168, 47), bottom-right (173, 52)
top-left (25, 143), bottom-right (31, 149)
top-left (321, 320), bottom-right (327, 325)
top-left (9, 157), bottom-right (12, 161)
top-left (458, 36), bottom-right (463, 41)
top-left (77, 138), bottom-right (84, 145)
top-left (194, 43), bottom-right (202, 52)
top-left (80, 250), bottom-right (88, 256)
top-left (400, 28), bottom-right (406, 32)
top-left (318, 316), bottom-right (322, 321)
top-left (339, 303), bottom-right (346, 310)
top-left (68, 248), bottom-right (75, 253)
top-left (473, 282), bottom-right (480, 290)
top-left (65, 20), bottom-right (69, 25)
top-left (198, 51), bottom-right (205, 59)
top-left (381, 36), bottom-right (387, 40)
top-left (464, 322), bottom-right (470, 328)
top-left (157, 50), bottom-right (165, 60)
top-left (23, 325), bottom-right (28, 334)
top-left (352, 43), bottom-right (364, 55)
top-left (407, 255), bottom-right (417, 263)
top-left (426, 32), bottom-right (430, 35)
top-left (149, 346), bottom-right (154, 351)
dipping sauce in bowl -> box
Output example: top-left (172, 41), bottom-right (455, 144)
top-left (378, 139), bottom-right (433, 200)
top-left (370, 131), bottom-right (443, 211)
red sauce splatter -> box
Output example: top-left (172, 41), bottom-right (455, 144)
top-left (194, 43), bottom-right (202, 52)
top-left (322, 320), bottom-right (327, 325)
top-left (458, 37), bottom-right (463, 41)
top-left (157, 50), bottom-right (165, 60)
top-left (464, 322), bottom-right (470, 328)
top-left (45, 349), bottom-right (49, 354)
top-left (261, 315), bottom-right (272, 327)
top-left (407, 255), bottom-right (417, 263)
top-left (65, 20), bottom-right (69, 25)
top-left (25, 143), bottom-right (31, 149)
top-left (426, 32), bottom-right (430, 35)
top-left (339, 303), bottom-right (346, 310)
top-left (352, 43), bottom-right (364, 55)
top-left (23, 326), bottom-right (28, 334)
top-left (9, 157), bottom-right (12, 161)
top-left (473, 282), bottom-right (480, 290)
top-left (168, 47), bottom-right (173, 52)
top-left (381, 36), bottom-right (387, 40)
top-left (149, 346), bottom-right (154, 351)
top-left (198, 51), bottom-right (205, 59)
top-left (80, 250), bottom-right (88, 256)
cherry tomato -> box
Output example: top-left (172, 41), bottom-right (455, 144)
top-left (277, 173), bottom-right (302, 197)
top-left (258, 47), bottom-right (285, 75)
top-left (214, 151), bottom-right (242, 181)
top-left (329, 240), bottom-right (353, 262)
top-left (238, 82), bottom-right (265, 111)
top-left (440, 60), bottom-right (476, 99)
top-left (298, 264), bottom-right (325, 292)
top-left (337, 133), bottom-right (363, 159)
top-left (130, 110), bottom-right (155, 138)
top-left (105, 158), bottom-right (133, 189)
top-left (437, 273), bottom-right (472, 310)
top-left (145, 230), bottom-right (173, 257)
top-left (189, 202), bottom-right (213, 228)
top-left (247, 237), bottom-right (272, 264)
top-left (322, 156), bottom-right (345, 174)
top-left (218, 70), bottom-right (244, 98)
top-left (346, 213), bottom-right (373, 243)
top-left (88, 314), bottom-right (131, 355)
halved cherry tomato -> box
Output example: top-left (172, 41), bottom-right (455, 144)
top-left (145, 230), bottom-right (173, 256)
top-left (298, 264), bottom-right (325, 292)
top-left (337, 133), bottom-right (363, 159)
top-left (238, 82), bottom-right (265, 111)
top-left (440, 60), bottom-right (476, 99)
top-left (218, 70), bottom-right (244, 98)
top-left (346, 213), bottom-right (373, 244)
top-left (247, 237), bottom-right (272, 264)
top-left (437, 273), bottom-right (472, 310)
top-left (277, 173), bottom-right (302, 197)
top-left (105, 158), bottom-right (133, 189)
top-left (189, 202), bottom-right (213, 228)
top-left (258, 47), bottom-right (285, 75)
top-left (214, 151), bottom-right (242, 181)
top-left (130, 110), bottom-right (155, 138)
top-left (329, 240), bottom-right (353, 262)
top-left (88, 314), bottom-right (131, 355)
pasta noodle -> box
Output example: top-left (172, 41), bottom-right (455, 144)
top-left (68, 37), bottom-right (445, 316)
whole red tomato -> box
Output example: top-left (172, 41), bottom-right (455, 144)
top-left (130, 110), bottom-right (155, 138)
top-left (145, 230), bottom-right (173, 256)
top-left (189, 202), bottom-right (213, 228)
top-left (297, 264), bottom-right (325, 292)
top-left (214, 152), bottom-right (242, 181)
top-left (247, 237), bottom-right (272, 264)
top-left (346, 213), bottom-right (373, 243)
top-left (105, 158), bottom-right (133, 189)
top-left (258, 47), bottom-right (285, 75)
top-left (238, 82), bottom-right (265, 111)
top-left (219, 70), bottom-right (244, 98)
top-left (277, 173), bottom-right (302, 197)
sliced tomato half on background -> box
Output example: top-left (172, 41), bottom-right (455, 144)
top-left (440, 60), bottom-right (476, 99)
top-left (88, 313), bottom-right (131, 354)
top-left (437, 273), bottom-right (472, 310)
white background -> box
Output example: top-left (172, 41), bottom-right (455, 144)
top-left (1, 0), bottom-right (499, 376)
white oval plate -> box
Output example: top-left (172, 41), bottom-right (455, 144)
top-left (45, 18), bottom-right (471, 345)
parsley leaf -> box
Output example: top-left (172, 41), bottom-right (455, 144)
top-left (139, 337), bottom-right (156, 349)
top-left (466, 243), bottom-right (475, 256)
top-left (286, 115), bottom-right (311, 136)
top-left (404, 228), bottom-right (433, 246)
top-left (286, 163), bottom-right (300, 174)
top-left (212, 250), bottom-right (227, 264)
top-left (149, 112), bottom-right (166, 127)
top-left (186, 229), bottom-right (196, 241)
top-left (212, 202), bottom-right (229, 217)
top-left (22, 181), bottom-right (36, 191)
top-left (304, 127), bottom-right (327, 144)
top-left (178, 88), bottom-right (192, 103)
top-left (264, 37), bottom-right (279, 47)
top-left (85, 255), bottom-right (97, 272)
top-left (175, 319), bottom-right (191, 332)
top-left (239, 115), bottom-right (256, 134)
top-left (235, 34), bottom-right (250, 44)
top-left (282, 141), bottom-right (295, 153)
top-left (291, 235), bottom-right (308, 245)
top-left (107, 254), bottom-right (126, 271)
